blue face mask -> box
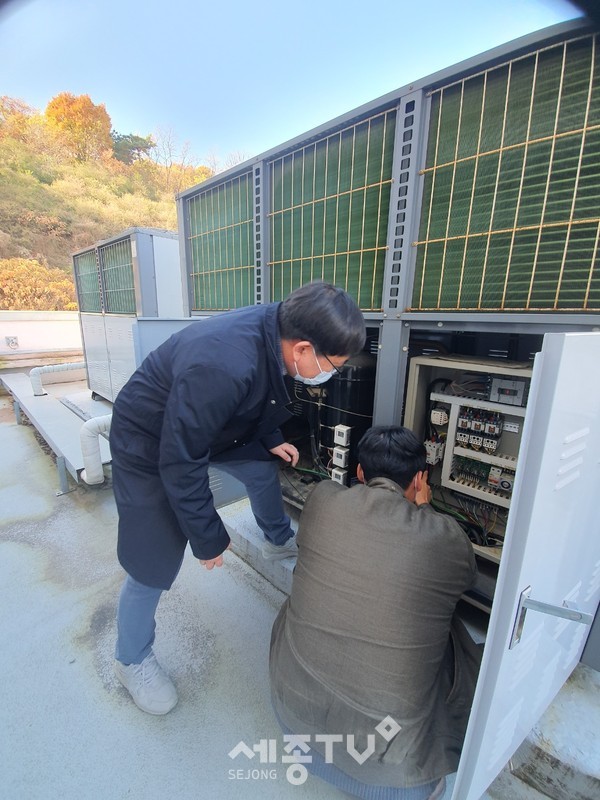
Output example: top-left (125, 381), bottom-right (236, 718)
top-left (294, 347), bottom-right (335, 386)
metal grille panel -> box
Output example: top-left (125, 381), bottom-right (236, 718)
top-left (187, 172), bottom-right (254, 311)
top-left (412, 34), bottom-right (600, 312)
top-left (73, 249), bottom-right (102, 312)
top-left (269, 110), bottom-right (396, 311)
top-left (99, 238), bottom-right (136, 314)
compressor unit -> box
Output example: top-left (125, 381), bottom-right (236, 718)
top-left (72, 228), bottom-right (183, 402)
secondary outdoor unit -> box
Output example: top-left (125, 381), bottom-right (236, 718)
top-left (72, 228), bottom-right (183, 402)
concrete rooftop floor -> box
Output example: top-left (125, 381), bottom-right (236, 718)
top-left (0, 386), bottom-right (584, 800)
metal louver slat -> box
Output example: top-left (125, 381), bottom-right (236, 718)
top-left (73, 250), bottom-right (102, 312)
top-left (187, 172), bottom-right (254, 311)
top-left (100, 238), bottom-right (135, 314)
top-left (412, 34), bottom-right (600, 312)
top-left (269, 109), bottom-right (396, 311)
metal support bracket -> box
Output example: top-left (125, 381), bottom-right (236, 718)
top-left (510, 586), bottom-right (594, 649)
top-left (56, 456), bottom-right (76, 496)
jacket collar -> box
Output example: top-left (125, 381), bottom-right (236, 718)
top-left (262, 303), bottom-right (290, 405)
top-left (365, 476), bottom-right (406, 495)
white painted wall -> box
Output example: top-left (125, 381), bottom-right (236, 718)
top-left (0, 311), bottom-right (83, 355)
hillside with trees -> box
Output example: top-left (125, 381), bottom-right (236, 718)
top-left (0, 93), bottom-right (214, 310)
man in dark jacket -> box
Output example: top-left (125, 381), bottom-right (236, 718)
top-left (111, 282), bottom-right (365, 715)
top-left (270, 426), bottom-right (481, 799)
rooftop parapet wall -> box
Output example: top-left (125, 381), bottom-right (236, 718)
top-left (0, 311), bottom-right (82, 356)
top-left (0, 312), bottom-right (83, 372)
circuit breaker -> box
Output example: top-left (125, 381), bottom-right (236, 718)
top-left (404, 355), bottom-right (534, 614)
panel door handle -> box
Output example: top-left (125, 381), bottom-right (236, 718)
top-left (509, 586), bottom-right (594, 649)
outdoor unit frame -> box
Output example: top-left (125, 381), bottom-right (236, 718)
top-left (174, 14), bottom-right (600, 538)
top-left (174, 17), bottom-right (600, 479)
top-left (177, 19), bottom-right (599, 322)
top-left (175, 16), bottom-right (600, 428)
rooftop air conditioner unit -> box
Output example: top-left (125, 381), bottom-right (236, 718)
top-left (72, 228), bottom-right (183, 402)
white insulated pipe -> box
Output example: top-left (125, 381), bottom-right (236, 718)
top-left (80, 415), bottom-right (112, 485)
top-left (29, 362), bottom-right (86, 396)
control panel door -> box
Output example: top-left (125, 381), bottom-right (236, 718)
top-left (452, 332), bottom-right (600, 800)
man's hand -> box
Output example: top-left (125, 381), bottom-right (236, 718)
top-left (269, 442), bottom-right (299, 467)
top-left (415, 470), bottom-right (432, 506)
top-left (199, 544), bottom-right (231, 570)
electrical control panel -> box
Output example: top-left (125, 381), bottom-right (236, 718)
top-left (404, 354), bottom-right (534, 614)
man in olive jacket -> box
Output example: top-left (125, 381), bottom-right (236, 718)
top-left (110, 282), bottom-right (365, 715)
top-left (270, 426), bottom-right (480, 798)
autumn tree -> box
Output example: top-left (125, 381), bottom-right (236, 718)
top-left (111, 131), bottom-right (155, 164)
top-left (0, 258), bottom-right (77, 310)
top-left (0, 96), bottom-right (35, 140)
top-left (45, 93), bottom-right (112, 161)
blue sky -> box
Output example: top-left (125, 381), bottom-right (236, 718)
top-left (0, 0), bottom-right (584, 168)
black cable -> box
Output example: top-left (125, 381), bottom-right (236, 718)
top-left (280, 469), bottom-right (308, 504)
top-left (308, 397), bottom-right (330, 474)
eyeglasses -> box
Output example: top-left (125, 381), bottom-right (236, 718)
top-left (320, 352), bottom-right (343, 377)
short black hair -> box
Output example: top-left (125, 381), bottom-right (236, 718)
top-left (278, 282), bottom-right (366, 356)
top-left (356, 426), bottom-right (427, 490)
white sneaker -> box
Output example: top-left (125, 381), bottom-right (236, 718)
top-left (262, 536), bottom-right (298, 561)
top-left (115, 651), bottom-right (178, 715)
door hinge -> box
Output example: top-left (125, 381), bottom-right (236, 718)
top-left (509, 586), bottom-right (594, 649)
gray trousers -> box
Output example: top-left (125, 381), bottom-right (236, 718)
top-left (116, 457), bottom-right (292, 664)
